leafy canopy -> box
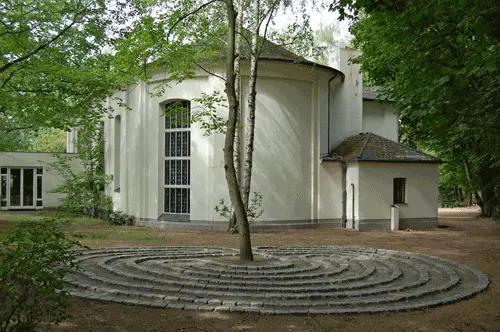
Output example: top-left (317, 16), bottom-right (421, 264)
top-left (331, 0), bottom-right (500, 215)
top-left (0, 0), bottom-right (132, 134)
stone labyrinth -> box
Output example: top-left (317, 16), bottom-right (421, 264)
top-left (65, 246), bottom-right (489, 314)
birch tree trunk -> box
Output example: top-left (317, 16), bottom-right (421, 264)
top-left (228, 0), bottom-right (244, 232)
top-left (223, 0), bottom-right (254, 261)
top-left (241, 0), bottom-right (260, 208)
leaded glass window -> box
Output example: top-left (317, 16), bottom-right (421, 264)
top-left (393, 178), bottom-right (406, 204)
top-left (164, 100), bottom-right (190, 214)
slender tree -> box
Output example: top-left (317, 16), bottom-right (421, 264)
top-left (223, 0), bottom-right (254, 261)
top-left (228, 0), bottom-right (245, 231)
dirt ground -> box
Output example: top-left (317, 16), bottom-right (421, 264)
top-left (39, 208), bottom-right (500, 331)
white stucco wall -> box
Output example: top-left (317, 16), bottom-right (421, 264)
top-left (330, 49), bottom-right (363, 149)
top-left (345, 164), bottom-right (360, 228)
top-left (105, 74), bottom-right (219, 220)
top-left (318, 163), bottom-right (343, 221)
top-left (357, 163), bottom-right (439, 222)
top-left (0, 152), bottom-right (83, 209)
top-left (105, 61), bottom-right (344, 222)
top-left (362, 101), bottom-right (399, 142)
top-left (251, 76), bottom-right (313, 221)
top-left (103, 52), bottom-right (437, 228)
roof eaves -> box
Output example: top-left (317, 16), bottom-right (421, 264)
top-left (357, 133), bottom-right (371, 159)
top-left (258, 57), bottom-right (345, 81)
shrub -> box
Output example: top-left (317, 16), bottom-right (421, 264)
top-left (0, 218), bottom-right (81, 332)
top-left (48, 121), bottom-right (112, 218)
top-left (108, 211), bottom-right (136, 226)
top-left (215, 192), bottom-right (264, 233)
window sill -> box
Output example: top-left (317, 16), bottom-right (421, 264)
top-left (114, 188), bottom-right (121, 193)
top-left (393, 203), bottom-right (408, 206)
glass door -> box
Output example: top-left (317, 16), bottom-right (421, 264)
top-left (23, 169), bottom-right (35, 207)
top-left (8, 168), bottom-right (36, 209)
top-left (9, 168), bottom-right (21, 207)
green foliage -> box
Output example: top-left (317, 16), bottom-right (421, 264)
top-left (0, 218), bottom-right (81, 332)
top-left (0, 0), bottom-right (133, 138)
top-left (48, 122), bottom-right (112, 218)
top-left (192, 92), bottom-right (228, 136)
top-left (162, 94), bottom-right (227, 136)
top-left (0, 127), bottom-right (66, 153)
top-left (112, 0), bottom-right (227, 90)
top-left (332, 0), bottom-right (500, 217)
top-left (108, 211), bottom-right (136, 226)
top-left (215, 191), bottom-right (264, 232)
top-left (26, 128), bottom-right (67, 153)
top-left (438, 162), bottom-right (468, 207)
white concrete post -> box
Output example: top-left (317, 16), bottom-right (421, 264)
top-left (391, 205), bottom-right (400, 231)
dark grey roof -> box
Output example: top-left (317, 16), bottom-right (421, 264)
top-left (239, 37), bottom-right (344, 79)
top-left (323, 133), bottom-right (442, 164)
top-left (363, 87), bottom-right (391, 101)
top-left (362, 87), bottom-right (379, 100)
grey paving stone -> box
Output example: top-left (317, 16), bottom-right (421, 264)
top-left (65, 245), bottom-right (490, 315)
top-left (214, 306), bottom-right (231, 312)
top-left (197, 305), bottom-right (215, 311)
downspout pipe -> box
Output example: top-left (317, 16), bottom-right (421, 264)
top-left (327, 72), bottom-right (346, 228)
top-left (341, 161), bottom-right (347, 228)
top-left (351, 183), bottom-right (355, 229)
top-left (327, 73), bottom-right (337, 154)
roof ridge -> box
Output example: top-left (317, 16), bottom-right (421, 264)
top-left (357, 133), bottom-right (371, 159)
top-left (367, 132), bottom-right (441, 160)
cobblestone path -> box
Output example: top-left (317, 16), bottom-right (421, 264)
top-left (65, 246), bottom-right (489, 314)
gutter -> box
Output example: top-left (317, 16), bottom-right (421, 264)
top-left (324, 72), bottom-right (347, 228)
top-left (341, 161), bottom-right (347, 228)
top-left (327, 73), bottom-right (338, 156)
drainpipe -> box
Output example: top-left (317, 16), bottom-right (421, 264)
top-left (327, 73), bottom-right (337, 154)
top-left (351, 183), bottom-right (355, 229)
top-left (341, 162), bottom-right (347, 228)
top-left (327, 72), bottom-right (346, 228)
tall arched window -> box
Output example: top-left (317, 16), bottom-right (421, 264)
top-left (164, 100), bottom-right (190, 215)
top-left (114, 115), bottom-right (121, 191)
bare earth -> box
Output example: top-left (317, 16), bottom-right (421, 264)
top-left (42, 208), bottom-right (500, 331)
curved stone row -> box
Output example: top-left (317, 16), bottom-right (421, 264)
top-left (65, 246), bottom-right (489, 314)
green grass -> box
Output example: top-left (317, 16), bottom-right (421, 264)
top-left (0, 213), bottom-right (169, 245)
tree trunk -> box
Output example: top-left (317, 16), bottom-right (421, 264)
top-left (458, 187), bottom-right (464, 202)
top-left (241, 0), bottom-right (260, 209)
top-left (228, 0), bottom-right (244, 232)
top-left (223, 0), bottom-right (254, 261)
top-left (463, 159), bottom-right (476, 205)
top-left (341, 162), bottom-right (347, 228)
top-left (478, 163), bottom-right (497, 218)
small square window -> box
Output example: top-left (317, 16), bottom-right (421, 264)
top-left (36, 168), bottom-right (43, 174)
top-left (1, 201), bottom-right (6, 207)
top-left (0, 168), bottom-right (6, 174)
top-left (36, 200), bottom-right (43, 207)
top-left (393, 178), bottom-right (406, 204)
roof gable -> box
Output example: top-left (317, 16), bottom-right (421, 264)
top-left (325, 133), bottom-right (442, 164)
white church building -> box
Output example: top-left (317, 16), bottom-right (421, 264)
top-left (0, 49), bottom-right (441, 230)
top-left (99, 48), bottom-right (441, 230)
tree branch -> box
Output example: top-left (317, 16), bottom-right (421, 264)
top-left (257, 5), bottom-right (276, 58)
top-left (258, 0), bottom-right (280, 29)
top-left (166, 0), bottom-right (221, 43)
top-left (235, 30), bottom-right (252, 53)
top-left (1, 70), bottom-right (17, 89)
top-left (0, 19), bottom-right (79, 75)
top-left (194, 62), bottom-right (226, 81)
